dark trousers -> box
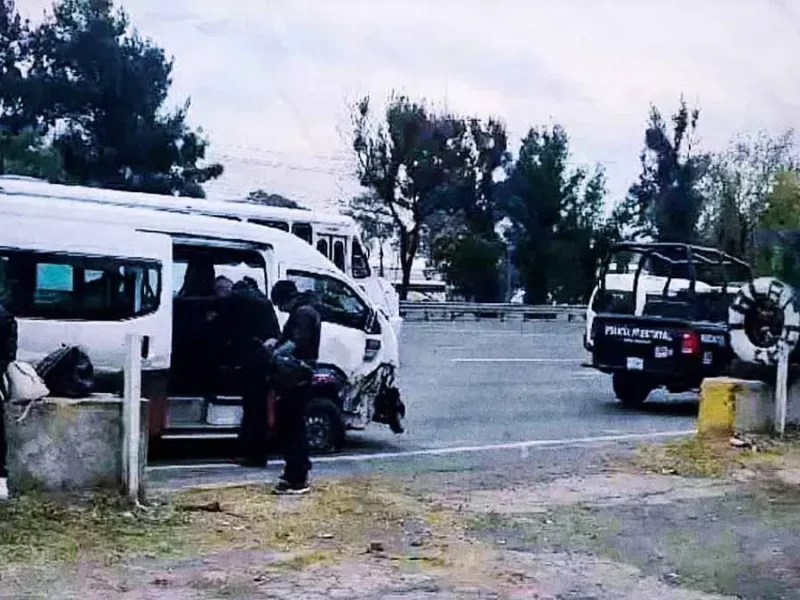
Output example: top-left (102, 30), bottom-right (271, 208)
top-left (0, 400), bottom-right (5, 478)
top-left (276, 384), bottom-right (311, 485)
top-left (0, 368), bottom-right (7, 478)
top-left (239, 373), bottom-right (269, 465)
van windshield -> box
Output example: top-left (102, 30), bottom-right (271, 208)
top-left (0, 249), bottom-right (161, 320)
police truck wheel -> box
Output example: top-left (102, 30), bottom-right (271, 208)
top-left (305, 397), bottom-right (345, 455)
top-left (612, 372), bottom-right (652, 408)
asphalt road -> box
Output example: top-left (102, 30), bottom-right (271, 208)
top-left (150, 319), bottom-right (697, 489)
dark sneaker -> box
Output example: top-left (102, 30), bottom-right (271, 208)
top-left (272, 478), bottom-right (310, 496)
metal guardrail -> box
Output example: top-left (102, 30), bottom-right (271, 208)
top-left (399, 301), bottom-right (588, 322)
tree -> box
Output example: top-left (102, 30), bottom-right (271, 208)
top-left (0, 128), bottom-right (64, 179)
top-left (503, 125), bottom-right (614, 304)
top-left (700, 130), bottom-right (796, 261)
top-left (350, 93), bottom-right (464, 299)
top-left (426, 118), bottom-right (510, 301)
top-left (0, 1), bottom-right (64, 179)
top-left (754, 169), bottom-right (800, 286)
top-left (431, 232), bottom-right (503, 301)
top-left (0, 0), bottom-right (31, 134)
top-left (246, 189), bottom-right (307, 209)
top-left (626, 98), bottom-right (708, 242)
top-left (346, 191), bottom-right (393, 277)
top-left (23, 0), bottom-right (222, 196)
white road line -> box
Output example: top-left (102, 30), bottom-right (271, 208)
top-left (422, 331), bottom-right (574, 337)
top-left (147, 429), bottom-right (694, 472)
top-left (452, 358), bottom-right (583, 363)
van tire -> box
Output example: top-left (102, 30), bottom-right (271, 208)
top-left (612, 372), bottom-right (652, 408)
top-left (305, 397), bottom-right (345, 455)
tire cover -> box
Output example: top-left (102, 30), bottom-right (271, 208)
top-left (728, 277), bottom-right (800, 365)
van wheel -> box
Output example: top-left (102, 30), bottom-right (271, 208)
top-left (612, 372), bottom-right (652, 408)
top-left (305, 398), bottom-right (345, 455)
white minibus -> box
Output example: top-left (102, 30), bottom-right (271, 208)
top-left (0, 182), bottom-right (404, 453)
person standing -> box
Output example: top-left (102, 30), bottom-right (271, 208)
top-left (231, 278), bottom-right (281, 467)
top-left (269, 280), bottom-right (321, 495)
top-left (0, 301), bottom-right (18, 499)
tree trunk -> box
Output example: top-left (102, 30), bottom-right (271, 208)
top-left (398, 230), bottom-right (413, 301)
top-left (400, 260), bottom-right (412, 301)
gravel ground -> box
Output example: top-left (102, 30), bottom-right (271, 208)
top-left (3, 439), bottom-right (800, 599)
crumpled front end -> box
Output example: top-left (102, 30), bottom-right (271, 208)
top-left (342, 363), bottom-right (405, 434)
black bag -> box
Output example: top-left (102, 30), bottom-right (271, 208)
top-left (270, 353), bottom-right (313, 391)
top-left (36, 345), bottom-right (94, 398)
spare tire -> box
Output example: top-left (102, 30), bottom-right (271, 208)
top-left (728, 277), bottom-right (800, 366)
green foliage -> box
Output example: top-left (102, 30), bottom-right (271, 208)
top-left (0, 0), bottom-right (222, 196)
top-left (503, 125), bottom-right (613, 304)
top-left (426, 118), bottom-right (510, 301)
top-left (351, 93), bottom-right (467, 298)
top-left (431, 232), bottom-right (503, 302)
top-left (626, 98), bottom-right (708, 242)
top-left (755, 170), bottom-right (800, 286)
top-left (0, 128), bottom-right (64, 179)
top-left (700, 131), bottom-right (797, 261)
top-left (246, 189), bottom-right (306, 209)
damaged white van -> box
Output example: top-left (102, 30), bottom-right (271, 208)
top-left (0, 181), bottom-right (404, 454)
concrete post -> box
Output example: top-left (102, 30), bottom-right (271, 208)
top-left (123, 333), bottom-right (142, 502)
top-left (775, 342), bottom-right (789, 437)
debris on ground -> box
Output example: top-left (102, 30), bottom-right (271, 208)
top-left (2, 441), bottom-right (800, 598)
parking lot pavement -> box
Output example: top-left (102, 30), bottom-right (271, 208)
top-left (149, 320), bottom-right (697, 489)
top-left (393, 320), bottom-right (697, 449)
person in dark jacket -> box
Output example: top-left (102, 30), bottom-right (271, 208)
top-left (231, 277), bottom-right (281, 467)
top-left (0, 301), bottom-right (18, 487)
top-left (269, 280), bottom-right (321, 494)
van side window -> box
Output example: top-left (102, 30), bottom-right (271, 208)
top-left (287, 270), bottom-right (369, 330)
top-left (316, 239), bottom-right (329, 259)
top-left (351, 238), bottom-right (371, 279)
top-left (291, 223), bottom-right (313, 244)
top-left (0, 250), bottom-right (161, 320)
top-left (250, 219), bottom-right (289, 232)
top-left (332, 240), bottom-right (346, 271)
top-left (172, 246), bottom-right (268, 297)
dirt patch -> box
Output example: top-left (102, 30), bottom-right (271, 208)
top-left (496, 551), bottom-right (733, 600)
top-left (4, 443), bottom-right (800, 599)
top-left (436, 472), bottom-right (729, 514)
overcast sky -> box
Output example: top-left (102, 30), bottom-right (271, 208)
top-left (19, 0), bottom-right (800, 211)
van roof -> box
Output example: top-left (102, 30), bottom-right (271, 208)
top-left (0, 176), bottom-right (354, 228)
top-left (1, 214), bottom-right (169, 261)
top-left (0, 180), bottom-right (341, 274)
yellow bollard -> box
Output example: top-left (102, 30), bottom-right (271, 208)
top-left (697, 377), bottom-right (738, 436)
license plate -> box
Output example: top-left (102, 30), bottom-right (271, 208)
top-left (626, 357), bottom-right (644, 370)
top-left (654, 346), bottom-right (671, 359)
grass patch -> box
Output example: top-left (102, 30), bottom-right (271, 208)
top-left (0, 477), bottom-right (431, 573)
top-left (0, 492), bottom-right (190, 566)
top-left (633, 436), bottom-right (746, 478)
top-left (631, 433), bottom-right (800, 481)
top-left (269, 550), bottom-right (333, 571)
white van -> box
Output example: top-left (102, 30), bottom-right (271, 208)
top-left (0, 183), bottom-right (403, 453)
top-left (0, 176), bottom-right (402, 337)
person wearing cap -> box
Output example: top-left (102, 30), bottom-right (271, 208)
top-left (268, 279), bottom-right (321, 495)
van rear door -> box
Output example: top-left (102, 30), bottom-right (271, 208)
top-left (0, 216), bottom-right (173, 372)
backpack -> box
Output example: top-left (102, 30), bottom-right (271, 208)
top-left (2, 361), bottom-right (49, 403)
top-left (36, 345), bottom-right (94, 399)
